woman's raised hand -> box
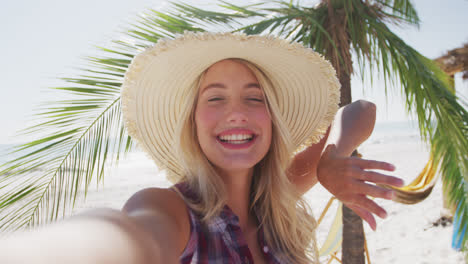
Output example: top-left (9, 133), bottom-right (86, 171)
top-left (317, 144), bottom-right (404, 230)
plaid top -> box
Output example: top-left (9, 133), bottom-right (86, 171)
top-left (174, 183), bottom-right (284, 264)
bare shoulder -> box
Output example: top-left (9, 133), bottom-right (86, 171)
top-left (122, 187), bottom-right (190, 255)
top-left (123, 187), bottom-right (186, 215)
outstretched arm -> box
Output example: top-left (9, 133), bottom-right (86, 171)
top-left (0, 209), bottom-right (161, 264)
top-left (288, 99), bottom-right (378, 193)
top-left (0, 188), bottom-right (188, 264)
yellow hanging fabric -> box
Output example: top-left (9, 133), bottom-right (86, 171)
top-left (317, 198), bottom-right (371, 264)
top-left (380, 154), bottom-right (439, 204)
top-left (319, 201), bottom-right (343, 257)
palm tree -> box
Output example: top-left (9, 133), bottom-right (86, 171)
top-left (173, 1), bottom-right (468, 261)
top-left (0, 1), bottom-right (466, 263)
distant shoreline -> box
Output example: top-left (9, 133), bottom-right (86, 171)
top-left (0, 120), bottom-right (425, 165)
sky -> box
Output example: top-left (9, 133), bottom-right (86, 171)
top-left (1, 0), bottom-right (467, 144)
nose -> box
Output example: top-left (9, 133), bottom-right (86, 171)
top-left (226, 101), bottom-right (248, 124)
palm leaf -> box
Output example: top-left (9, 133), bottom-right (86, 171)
top-left (204, 0), bottom-right (468, 252)
top-left (0, 0), bottom-right (278, 232)
top-left (351, 7), bottom-right (468, 241)
top-left (345, 0), bottom-right (468, 250)
top-left (0, 2), bottom-right (224, 231)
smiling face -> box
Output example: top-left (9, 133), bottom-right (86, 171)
top-left (194, 59), bottom-right (272, 176)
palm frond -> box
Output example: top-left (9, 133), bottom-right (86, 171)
top-left (211, 0), bottom-right (468, 251)
top-left (374, 0), bottom-right (420, 25)
top-left (349, 7), bottom-right (468, 250)
top-left (0, 3), bottom-right (215, 231)
top-left (0, 78), bottom-right (127, 230)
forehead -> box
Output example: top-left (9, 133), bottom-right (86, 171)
top-left (205, 59), bottom-right (257, 81)
top-left (199, 59), bottom-right (262, 94)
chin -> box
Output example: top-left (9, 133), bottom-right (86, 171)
top-left (212, 158), bottom-right (260, 174)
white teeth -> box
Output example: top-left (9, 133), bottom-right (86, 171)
top-left (228, 140), bottom-right (249, 144)
top-left (219, 134), bottom-right (253, 141)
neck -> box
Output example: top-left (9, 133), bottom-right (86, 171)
top-left (217, 167), bottom-right (256, 230)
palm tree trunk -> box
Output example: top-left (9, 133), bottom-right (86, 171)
top-left (342, 200), bottom-right (365, 263)
top-left (323, 1), bottom-right (365, 262)
top-left (337, 63), bottom-right (366, 264)
top-left (322, 0), bottom-right (365, 264)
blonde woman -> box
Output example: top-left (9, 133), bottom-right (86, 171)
top-left (0, 33), bottom-right (403, 264)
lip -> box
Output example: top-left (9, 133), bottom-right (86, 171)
top-left (217, 128), bottom-right (256, 137)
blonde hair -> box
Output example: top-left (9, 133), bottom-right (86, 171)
top-left (176, 58), bottom-right (318, 263)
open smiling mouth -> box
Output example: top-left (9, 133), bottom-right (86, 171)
top-left (217, 134), bottom-right (256, 145)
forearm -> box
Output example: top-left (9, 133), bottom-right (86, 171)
top-left (326, 99), bottom-right (376, 157)
top-left (316, 101), bottom-right (402, 230)
top-left (288, 128), bottom-right (328, 191)
top-left (0, 209), bottom-right (162, 264)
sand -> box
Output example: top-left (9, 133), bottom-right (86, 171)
top-left (73, 136), bottom-right (466, 263)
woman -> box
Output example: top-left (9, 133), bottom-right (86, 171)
top-left (0, 32), bottom-right (403, 264)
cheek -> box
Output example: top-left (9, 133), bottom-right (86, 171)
top-left (254, 109), bottom-right (272, 140)
top-left (195, 105), bottom-right (218, 138)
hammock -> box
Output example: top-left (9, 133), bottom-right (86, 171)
top-left (318, 197), bottom-right (342, 258)
top-left (317, 197), bottom-right (371, 264)
top-left (380, 155), bottom-right (439, 204)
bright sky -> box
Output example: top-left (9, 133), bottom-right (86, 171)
top-left (1, 0), bottom-right (467, 144)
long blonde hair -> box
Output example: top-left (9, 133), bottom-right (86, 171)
top-left (176, 58), bottom-right (318, 263)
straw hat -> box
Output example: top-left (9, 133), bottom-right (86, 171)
top-left (121, 32), bottom-right (340, 181)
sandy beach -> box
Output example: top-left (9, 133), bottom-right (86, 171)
top-left (72, 126), bottom-right (466, 264)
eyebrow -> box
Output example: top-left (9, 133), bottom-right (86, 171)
top-left (201, 82), bottom-right (261, 94)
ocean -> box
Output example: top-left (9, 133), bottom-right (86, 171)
top-left (0, 120), bottom-right (423, 167)
top-left (365, 120), bottom-right (422, 145)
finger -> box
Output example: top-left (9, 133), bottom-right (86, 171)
top-left (348, 205), bottom-right (376, 231)
top-left (349, 194), bottom-right (388, 219)
top-left (351, 158), bottom-right (396, 171)
top-left (356, 171), bottom-right (405, 187)
top-left (353, 182), bottom-right (394, 200)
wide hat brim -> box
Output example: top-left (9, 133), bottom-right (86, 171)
top-left (122, 32), bottom-right (340, 182)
